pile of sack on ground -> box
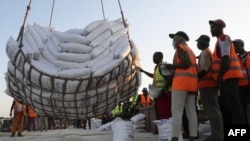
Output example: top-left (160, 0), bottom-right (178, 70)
top-left (97, 113), bottom-right (146, 141)
top-left (5, 18), bottom-right (141, 119)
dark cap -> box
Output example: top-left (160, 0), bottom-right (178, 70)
top-left (169, 31), bottom-right (189, 41)
top-left (142, 87), bottom-right (148, 92)
top-left (209, 19), bottom-right (226, 28)
top-left (232, 39), bottom-right (244, 46)
top-left (196, 35), bottom-right (210, 46)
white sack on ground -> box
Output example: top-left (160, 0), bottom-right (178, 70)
top-left (5, 18), bottom-right (141, 120)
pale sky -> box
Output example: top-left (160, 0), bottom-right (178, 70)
top-left (1, 0), bottom-right (250, 117)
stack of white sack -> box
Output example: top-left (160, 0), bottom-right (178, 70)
top-left (90, 118), bottom-right (102, 129)
top-left (130, 113), bottom-right (146, 132)
top-left (5, 18), bottom-right (141, 119)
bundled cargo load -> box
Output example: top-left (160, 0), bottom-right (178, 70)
top-left (5, 18), bottom-right (141, 119)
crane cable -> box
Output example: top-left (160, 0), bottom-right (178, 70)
top-left (117, 0), bottom-right (133, 48)
top-left (101, 0), bottom-right (106, 20)
top-left (49, 0), bottom-right (56, 28)
top-left (17, 0), bottom-right (32, 48)
top-left (118, 0), bottom-right (127, 28)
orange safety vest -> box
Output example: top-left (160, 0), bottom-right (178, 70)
top-left (28, 107), bottom-right (37, 118)
top-left (14, 100), bottom-right (26, 115)
top-left (172, 44), bottom-right (198, 92)
top-left (140, 94), bottom-right (151, 107)
top-left (238, 52), bottom-right (250, 86)
top-left (212, 35), bottom-right (243, 80)
top-left (198, 48), bottom-right (217, 88)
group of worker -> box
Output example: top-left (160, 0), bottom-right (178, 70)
top-left (110, 87), bottom-right (157, 121)
top-left (136, 19), bottom-right (250, 141)
top-left (9, 99), bottom-right (48, 137)
top-left (9, 19), bottom-right (250, 141)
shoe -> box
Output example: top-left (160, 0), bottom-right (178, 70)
top-left (171, 137), bottom-right (178, 141)
top-left (189, 136), bottom-right (195, 141)
top-left (204, 139), bottom-right (224, 141)
top-left (153, 128), bottom-right (159, 135)
top-left (183, 131), bottom-right (199, 139)
top-left (18, 134), bottom-right (23, 137)
top-left (182, 131), bottom-right (189, 139)
top-left (195, 132), bottom-right (199, 139)
top-left (153, 129), bottom-right (158, 135)
top-left (153, 131), bottom-right (158, 135)
top-left (203, 137), bottom-right (223, 141)
top-left (10, 134), bottom-right (15, 137)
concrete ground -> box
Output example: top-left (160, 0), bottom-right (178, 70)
top-left (0, 127), bottom-right (208, 141)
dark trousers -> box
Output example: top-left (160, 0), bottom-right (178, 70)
top-left (219, 78), bottom-right (246, 125)
top-left (28, 117), bottom-right (37, 131)
top-left (239, 84), bottom-right (250, 124)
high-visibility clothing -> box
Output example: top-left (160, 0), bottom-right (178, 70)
top-left (238, 52), bottom-right (250, 86)
top-left (212, 35), bottom-right (243, 80)
top-left (153, 63), bottom-right (166, 88)
top-left (11, 100), bottom-right (26, 135)
top-left (112, 105), bottom-right (123, 116)
top-left (11, 112), bottom-right (25, 135)
top-left (28, 107), bottom-right (37, 118)
top-left (198, 48), bottom-right (217, 88)
top-left (139, 94), bottom-right (151, 107)
top-left (172, 44), bottom-right (198, 92)
top-left (14, 100), bottom-right (26, 115)
top-left (130, 95), bottom-right (138, 106)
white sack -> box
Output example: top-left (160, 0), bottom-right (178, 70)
top-left (58, 43), bottom-right (92, 53)
top-left (31, 60), bottom-right (58, 76)
top-left (55, 52), bottom-right (91, 63)
top-left (93, 58), bottom-right (123, 77)
top-left (56, 32), bottom-right (90, 45)
top-left (58, 68), bottom-right (91, 79)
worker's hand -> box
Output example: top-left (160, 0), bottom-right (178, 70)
top-left (136, 67), bottom-right (144, 72)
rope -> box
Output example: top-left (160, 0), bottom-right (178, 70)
top-left (17, 0), bottom-right (32, 48)
top-left (101, 0), bottom-right (106, 20)
top-left (49, 0), bottom-right (56, 28)
top-left (117, 0), bottom-right (134, 50)
top-left (118, 0), bottom-right (127, 28)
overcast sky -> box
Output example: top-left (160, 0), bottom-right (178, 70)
top-left (1, 0), bottom-right (249, 117)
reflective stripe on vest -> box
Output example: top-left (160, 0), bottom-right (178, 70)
top-left (172, 44), bottom-right (198, 92)
top-left (212, 36), bottom-right (243, 80)
top-left (198, 48), bottom-right (217, 88)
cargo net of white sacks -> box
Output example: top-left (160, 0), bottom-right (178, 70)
top-left (5, 18), bottom-right (141, 119)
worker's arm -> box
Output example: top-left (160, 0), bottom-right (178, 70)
top-left (136, 67), bottom-right (153, 78)
top-left (9, 100), bottom-right (15, 117)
